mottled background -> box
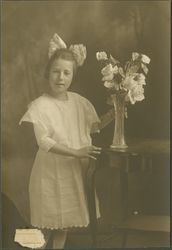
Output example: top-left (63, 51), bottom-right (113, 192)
top-left (2, 0), bottom-right (170, 225)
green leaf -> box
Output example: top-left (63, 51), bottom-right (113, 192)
top-left (119, 67), bottom-right (125, 78)
top-left (125, 61), bottom-right (130, 71)
top-left (126, 63), bottom-right (140, 74)
top-left (110, 54), bottom-right (120, 65)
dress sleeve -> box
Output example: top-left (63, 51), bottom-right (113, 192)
top-left (33, 123), bottom-right (57, 152)
top-left (19, 101), bottom-right (42, 125)
top-left (19, 101), bottom-right (57, 152)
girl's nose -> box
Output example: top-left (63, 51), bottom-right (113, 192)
top-left (59, 72), bottom-right (64, 80)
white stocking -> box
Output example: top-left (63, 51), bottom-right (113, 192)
top-left (52, 230), bottom-right (67, 249)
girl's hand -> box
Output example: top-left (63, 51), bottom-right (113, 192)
top-left (75, 146), bottom-right (102, 160)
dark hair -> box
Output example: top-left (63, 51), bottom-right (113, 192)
top-left (44, 48), bottom-right (78, 79)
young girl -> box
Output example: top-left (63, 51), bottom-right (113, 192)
top-left (19, 34), bottom-right (102, 249)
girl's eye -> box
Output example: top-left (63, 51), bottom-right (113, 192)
top-left (64, 71), bottom-right (71, 76)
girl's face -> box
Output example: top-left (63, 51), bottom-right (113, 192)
top-left (49, 58), bottom-right (74, 96)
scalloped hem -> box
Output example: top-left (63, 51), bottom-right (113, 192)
top-left (31, 222), bottom-right (90, 231)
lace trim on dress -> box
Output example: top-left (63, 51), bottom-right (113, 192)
top-left (31, 213), bottom-right (101, 230)
top-left (31, 222), bottom-right (89, 230)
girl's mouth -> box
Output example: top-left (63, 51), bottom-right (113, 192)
top-left (56, 83), bottom-right (65, 86)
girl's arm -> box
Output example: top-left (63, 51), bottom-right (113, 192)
top-left (91, 108), bottom-right (115, 133)
top-left (50, 144), bottom-right (101, 160)
top-left (33, 123), bottom-right (101, 160)
top-left (49, 143), bottom-right (78, 157)
top-left (99, 108), bottom-right (115, 130)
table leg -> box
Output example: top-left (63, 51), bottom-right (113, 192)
top-left (120, 156), bottom-right (129, 220)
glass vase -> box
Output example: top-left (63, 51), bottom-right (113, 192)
top-left (111, 93), bottom-right (128, 149)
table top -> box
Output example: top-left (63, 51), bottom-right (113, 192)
top-left (102, 138), bottom-right (170, 156)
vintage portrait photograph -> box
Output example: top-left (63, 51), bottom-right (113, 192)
top-left (1, 0), bottom-right (171, 249)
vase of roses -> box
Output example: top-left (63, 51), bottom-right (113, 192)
top-left (96, 51), bottom-right (151, 149)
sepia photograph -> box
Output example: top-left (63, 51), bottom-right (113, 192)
top-left (1, 0), bottom-right (171, 249)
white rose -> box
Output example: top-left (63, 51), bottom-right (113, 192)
top-left (101, 64), bottom-right (114, 76)
top-left (104, 81), bottom-right (115, 88)
top-left (128, 85), bottom-right (145, 104)
top-left (122, 74), bottom-right (138, 90)
top-left (137, 73), bottom-right (146, 85)
top-left (141, 54), bottom-right (151, 64)
top-left (96, 51), bottom-right (108, 61)
top-left (132, 52), bottom-right (139, 61)
top-left (113, 65), bottom-right (119, 74)
top-left (102, 73), bottom-right (114, 81)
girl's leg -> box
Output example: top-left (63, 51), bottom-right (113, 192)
top-left (52, 230), bottom-right (67, 249)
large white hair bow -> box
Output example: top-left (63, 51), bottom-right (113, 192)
top-left (48, 33), bottom-right (87, 66)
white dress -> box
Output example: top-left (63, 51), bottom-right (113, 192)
top-left (19, 91), bottom-right (100, 230)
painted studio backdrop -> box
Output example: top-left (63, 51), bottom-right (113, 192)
top-left (2, 1), bottom-right (170, 223)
